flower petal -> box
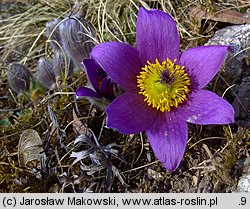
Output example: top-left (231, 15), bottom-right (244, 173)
top-left (146, 111), bottom-right (188, 171)
top-left (180, 46), bottom-right (228, 89)
top-left (75, 86), bottom-right (102, 99)
top-left (100, 77), bottom-right (115, 100)
top-left (82, 59), bottom-right (105, 93)
top-left (91, 42), bottom-right (142, 90)
top-left (185, 90), bottom-right (234, 124)
top-left (106, 91), bottom-right (159, 134)
top-left (136, 7), bottom-right (180, 65)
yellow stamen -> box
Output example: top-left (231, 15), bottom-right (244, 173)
top-left (137, 58), bottom-right (191, 112)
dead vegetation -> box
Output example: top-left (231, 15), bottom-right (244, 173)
top-left (0, 0), bottom-right (249, 192)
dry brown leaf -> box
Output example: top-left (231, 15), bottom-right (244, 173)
top-left (72, 109), bottom-right (91, 136)
top-left (18, 129), bottom-right (45, 168)
top-left (189, 6), bottom-right (250, 27)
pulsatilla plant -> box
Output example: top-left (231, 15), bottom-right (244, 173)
top-left (79, 7), bottom-right (235, 171)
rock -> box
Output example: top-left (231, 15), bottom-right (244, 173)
top-left (238, 175), bottom-right (250, 193)
top-left (232, 76), bottom-right (250, 128)
top-left (206, 25), bottom-right (250, 127)
top-left (206, 24), bottom-right (250, 83)
top-left (237, 158), bottom-right (250, 193)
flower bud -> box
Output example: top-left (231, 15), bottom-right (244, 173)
top-left (53, 51), bottom-right (74, 79)
top-left (7, 63), bottom-right (33, 93)
top-left (35, 58), bottom-right (55, 89)
top-left (45, 18), bottom-right (62, 51)
top-left (76, 59), bottom-right (117, 109)
top-left (59, 16), bottom-right (96, 66)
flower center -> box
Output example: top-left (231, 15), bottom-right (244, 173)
top-left (137, 58), bottom-right (191, 112)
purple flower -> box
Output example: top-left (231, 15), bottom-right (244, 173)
top-left (90, 7), bottom-right (235, 171)
top-left (76, 59), bottom-right (115, 103)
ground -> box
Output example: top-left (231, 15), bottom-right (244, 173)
top-left (0, 0), bottom-right (249, 193)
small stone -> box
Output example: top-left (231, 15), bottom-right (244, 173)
top-left (238, 175), bottom-right (250, 193)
